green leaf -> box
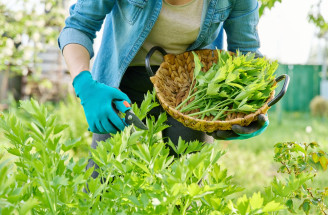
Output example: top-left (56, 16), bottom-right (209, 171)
top-left (134, 143), bottom-right (151, 164)
top-left (238, 105), bottom-right (256, 112)
top-left (87, 177), bottom-right (101, 193)
top-left (52, 175), bottom-right (69, 188)
top-left (319, 156), bottom-right (328, 170)
top-left (185, 140), bottom-right (203, 154)
top-left (204, 65), bottom-right (218, 81)
top-left (227, 82), bottom-right (244, 90)
top-left (19, 198), bottom-right (39, 215)
top-left (249, 192), bottom-right (263, 210)
top-left (312, 153), bottom-right (320, 163)
top-left (73, 157), bottom-right (88, 174)
top-left (6, 147), bottom-right (21, 156)
top-left (188, 183), bottom-right (201, 197)
top-left (166, 139), bottom-right (178, 155)
top-left (176, 137), bottom-right (188, 155)
top-left (128, 195), bottom-right (141, 206)
top-left (207, 82), bottom-right (221, 96)
top-left (262, 201), bottom-right (286, 212)
top-left (213, 67), bottom-right (228, 83)
top-left (130, 159), bottom-right (150, 174)
top-left (53, 124), bottom-right (69, 135)
top-left (72, 175), bottom-right (85, 187)
top-left (292, 144), bottom-right (306, 154)
top-left (112, 159), bottom-right (125, 173)
top-left (133, 90), bottom-right (159, 120)
top-left (300, 200), bottom-right (311, 214)
top-left (62, 137), bottom-right (81, 152)
top-left (56, 160), bottom-right (65, 176)
top-left (192, 51), bottom-right (202, 78)
top-left (153, 113), bottom-right (170, 134)
top-left (84, 165), bottom-right (95, 180)
top-left (236, 194), bottom-right (250, 214)
top-left (235, 91), bottom-right (249, 101)
top-left (286, 199), bottom-right (294, 212)
top-left (90, 148), bottom-right (105, 167)
top-left (218, 91), bottom-right (229, 98)
top-left (225, 70), bottom-right (238, 83)
top-left (32, 160), bottom-right (44, 174)
top-left (164, 156), bottom-right (174, 169)
top-left (238, 97), bottom-right (248, 109)
top-left (140, 193), bottom-right (149, 208)
top-left (151, 142), bottom-right (164, 160)
top-left (128, 130), bottom-right (144, 146)
top-left (153, 156), bottom-right (166, 172)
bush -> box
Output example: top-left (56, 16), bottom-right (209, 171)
top-left (0, 92), bottom-right (327, 214)
top-left (310, 96), bottom-right (328, 117)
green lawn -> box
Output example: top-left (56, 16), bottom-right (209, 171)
top-left (218, 109), bottom-right (328, 195)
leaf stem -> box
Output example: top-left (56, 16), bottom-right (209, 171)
top-left (212, 106), bottom-right (229, 121)
top-left (180, 96), bottom-right (206, 113)
top-left (201, 100), bottom-right (212, 120)
top-left (176, 87), bottom-right (206, 111)
top-left (36, 172), bottom-right (56, 214)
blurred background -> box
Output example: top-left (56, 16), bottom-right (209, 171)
top-left (0, 0), bottom-right (327, 196)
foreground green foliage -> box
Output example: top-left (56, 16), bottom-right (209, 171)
top-left (273, 142), bottom-right (328, 214)
top-left (0, 93), bottom-right (327, 214)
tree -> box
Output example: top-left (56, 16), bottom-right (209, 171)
top-left (308, 0), bottom-right (328, 37)
top-left (0, 0), bottom-right (66, 101)
top-left (259, 0), bottom-right (328, 36)
top-left (259, 0), bottom-right (282, 17)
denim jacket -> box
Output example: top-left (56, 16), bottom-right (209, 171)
top-left (58, 0), bottom-right (261, 87)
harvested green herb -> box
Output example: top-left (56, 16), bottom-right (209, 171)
top-left (175, 50), bottom-right (278, 121)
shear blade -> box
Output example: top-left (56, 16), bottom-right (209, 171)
top-left (125, 111), bottom-right (148, 130)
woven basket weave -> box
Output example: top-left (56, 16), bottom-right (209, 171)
top-left (150, 49), bottom-right (275, 132)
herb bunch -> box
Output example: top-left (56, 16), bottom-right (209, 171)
top-left (176, 50), bottom-right (278, 121)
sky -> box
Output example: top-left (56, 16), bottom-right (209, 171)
top-left (256, 0), bottom-right (328, 65)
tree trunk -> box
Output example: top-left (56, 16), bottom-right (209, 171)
top-left (0, 66), bottom-right (10, 102)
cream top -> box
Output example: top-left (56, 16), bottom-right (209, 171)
top-left (130, 0), bottom-right (203, 66)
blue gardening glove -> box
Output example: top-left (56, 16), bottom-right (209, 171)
top-left (72, 71), bottom-right (131, 134)
top-left (208, 114), bottom-right (269, 140)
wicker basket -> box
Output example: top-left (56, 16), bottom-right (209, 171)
top-left (146, 47), bottom-right (289, 133)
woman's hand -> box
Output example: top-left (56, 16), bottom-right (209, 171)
top-left (72, 71), bottom-right (131, 134)
top-left (208, 114), bottom-right (269, 140)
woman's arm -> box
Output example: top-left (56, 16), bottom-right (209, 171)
top-left (63, 44), bottom-right (90, 79)
top-left (58, 0), bottom-right (115, 60)
top-left (223, 0), bottom-right (261, 55)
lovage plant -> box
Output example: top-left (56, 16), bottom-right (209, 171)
top-left (0, 92), bottom-right (327, 214)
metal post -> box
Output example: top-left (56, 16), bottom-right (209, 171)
top-left (320, 33), bottom-right (328, 99)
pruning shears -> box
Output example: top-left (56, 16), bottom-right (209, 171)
top-left (113, 100), bottom-right (148, 130)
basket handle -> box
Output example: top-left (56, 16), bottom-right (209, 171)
top-left (145, 46), bottom-right (167, 77)
top-left (268, 74), bottom-right (290, 107)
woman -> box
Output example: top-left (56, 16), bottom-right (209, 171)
top-left (58, 0), bottom-right (268, 177)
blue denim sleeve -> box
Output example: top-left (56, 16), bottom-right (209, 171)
top-left (223, 0), bottom-right (262, 56)
top-left (58, 1), bottom-right (115, 58)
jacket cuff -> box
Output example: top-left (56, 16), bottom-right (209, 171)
top-left (58, 28), bottom-right (94, 59)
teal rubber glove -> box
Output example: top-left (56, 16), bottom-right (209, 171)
top-left (72, 71), bottom-right (131, 134)
top-left (208, 114), bottom-right (269, 140)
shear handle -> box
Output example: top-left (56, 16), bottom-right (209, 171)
top-left (113, 100), bottom-right (131, 113)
